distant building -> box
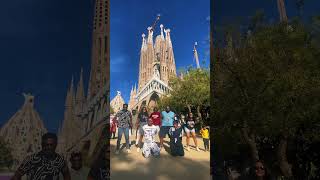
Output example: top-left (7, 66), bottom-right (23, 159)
top-left (0, 93), bottom-right (47, 169)
top-left (110, 91), bottom-right (125, 114)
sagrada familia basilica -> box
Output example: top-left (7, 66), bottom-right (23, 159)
top-left (128, 21), bottom-right (178, 112)
top-left (110, 17), bottom-right (202, 113)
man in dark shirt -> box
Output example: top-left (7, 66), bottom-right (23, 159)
top-left (11, 133), bottom-right (71, 180)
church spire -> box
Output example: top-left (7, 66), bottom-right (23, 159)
top-left (76, 68), bottom-right (85, 102)
top-left (88, 0), bottom-right (109, 100)
top-left (193, 42), bottom-right (201, 69)
top-left (141, 33), bottom-right (146, 51)
top-left (147, 26), bottom-right (153, 44)
top-left (65, 76), bottom-right (74, 107)
top-left (160, 24), bottom-right (164, 40)
top-left (165, 28), bottom-right (172, 47)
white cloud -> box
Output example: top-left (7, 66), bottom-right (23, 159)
top-left (110, 56), bottom-right (127, 73)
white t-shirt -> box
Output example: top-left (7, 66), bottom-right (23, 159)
top-left (142, 124), bottom-right (160, 143)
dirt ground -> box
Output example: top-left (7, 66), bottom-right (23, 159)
top-left (110, 130), bottom-right (210, 180)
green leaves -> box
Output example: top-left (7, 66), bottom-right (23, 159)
top-left (159, 68), bottom-right (210, 116)
top-left (0, 137), bottom-right (13, 170)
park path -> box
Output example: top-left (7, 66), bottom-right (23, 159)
top-left (110, 129), bottom-right (210, 180)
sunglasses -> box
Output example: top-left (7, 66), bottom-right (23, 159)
top-left (255, 166), bottom-right (265, 170)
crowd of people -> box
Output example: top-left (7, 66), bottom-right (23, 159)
top-left (110, 103), bottom-right (210, 158)
top-left (10, 132), bottom-right (109, 180)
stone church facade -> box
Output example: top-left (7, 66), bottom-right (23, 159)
top-left (128, 23), bottom-right (177, 112)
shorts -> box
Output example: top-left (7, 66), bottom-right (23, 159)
top-left (184, 127), bottom-right (195, 133)
top-left (159, 126), bottom-right (172, 138)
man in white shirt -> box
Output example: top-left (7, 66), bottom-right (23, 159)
top-left (142, 118), bottom-right (160, 158)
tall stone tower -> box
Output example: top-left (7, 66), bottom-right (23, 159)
top-left (57, 0), bottom-right (109, 156)
top-left (87, 0), bottom-right (109, 100)
top-left (129, 22), bottom-right (177, 111)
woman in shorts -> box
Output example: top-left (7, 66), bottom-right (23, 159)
top-left (135, 107), bottom-right (149, 152)
top-left (184, 112), bottom-right (200, 151)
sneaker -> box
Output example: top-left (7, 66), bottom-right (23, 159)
top-left (137, 147), bottom-right (140, 152)
top-left (115, 150), bottom-right (120, 155)
top-left (186, 146), bottom-right (190, 151)
top-left (196, 147), bottom-right (200, 151)
top-left (127, 149), bottom-right (131, 153)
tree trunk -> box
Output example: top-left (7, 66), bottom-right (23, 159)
top-left (187, 104), bottom-right (192, 113)
top-left (197, 106), bottom-right (202, 121)
top-left (277, 132), bottom-right (293, 177)
top-left (242, 125), bottom-right (259, 162)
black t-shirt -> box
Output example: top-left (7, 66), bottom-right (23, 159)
top-left (88, 160), bottom-right (110, 180)
top-left (17, 151), bottom-right (67, 180)
top-left (185, 117), bottom-right (196, 129)
top-left (138, 112), bottom-right (149, 124)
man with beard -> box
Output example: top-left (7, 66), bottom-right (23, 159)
top-left (11, 133), bottom-right (71, 180)
top-left (159, 106), bottom-right (175, 150)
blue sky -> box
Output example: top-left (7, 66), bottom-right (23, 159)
top-left (110, 0), bottom-right (211, 103)
top-left (0, 0), bottom-right (94, 132)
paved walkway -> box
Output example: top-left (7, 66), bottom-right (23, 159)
top-left (110, 129), bottom-right (210, 180)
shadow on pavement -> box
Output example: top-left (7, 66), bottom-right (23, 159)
top-left (110, 143), bottom-right (210, 180)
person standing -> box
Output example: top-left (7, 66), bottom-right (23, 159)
top-left (200, 126), bottom-right (210, 151)
top-left (68, 152), bottom-right (90, 180)
top-left (141, 118), bottom-right (160, 158)
top-left (114, 104), bottom-right (132, 154)
top-left (159, 106), bottom-right (175, 150)
top-left (150, 107), bottom-right (161, 128)
top-left (110, 114), bottom-right (117, 139)
top-left (11, 133), bottom-right (71, 180)
top-left (135, 107), bottom-right (149, 152)
top-left (184, 112), bottom-right (200, 151)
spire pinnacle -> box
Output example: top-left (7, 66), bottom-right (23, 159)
top-left (165, 29), bottom-right (172, 47)
top-left (141, 33), bottom-right (146, 51)
top-left (193, 42), bottom-right (200, 69)
top-left (147, 27), bottom-right (153, 44)
top-left (160, 24), bottom-right (164, 40)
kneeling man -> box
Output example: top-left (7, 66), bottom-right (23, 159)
top-left (142, 118), bottom-right (160, 158)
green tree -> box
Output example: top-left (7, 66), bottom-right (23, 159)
top-left (0, 137), bottom-right (13, 171)
top-left (213, 21), bottom-right (320, 178)
top-left (159, 68), bottom-right (210, 121)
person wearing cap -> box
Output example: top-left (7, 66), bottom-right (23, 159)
top-left (169, 120), bottom-right (184, 156)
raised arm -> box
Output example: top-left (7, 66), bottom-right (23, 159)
top-left (61, 161), bottom-right (71, 180)
top-left (11, 156), bottom-right (32, 180)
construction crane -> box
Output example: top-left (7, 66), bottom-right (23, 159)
top-left (150, 14), bottom-right (161, 32)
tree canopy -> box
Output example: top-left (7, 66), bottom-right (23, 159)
top-left (212, 19), bottom-right (320, 179)
top-left (159, 68), bottom-right (210, 123)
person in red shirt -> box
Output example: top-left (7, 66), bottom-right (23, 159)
top-left (150, 107), bottom-right (161, 127)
